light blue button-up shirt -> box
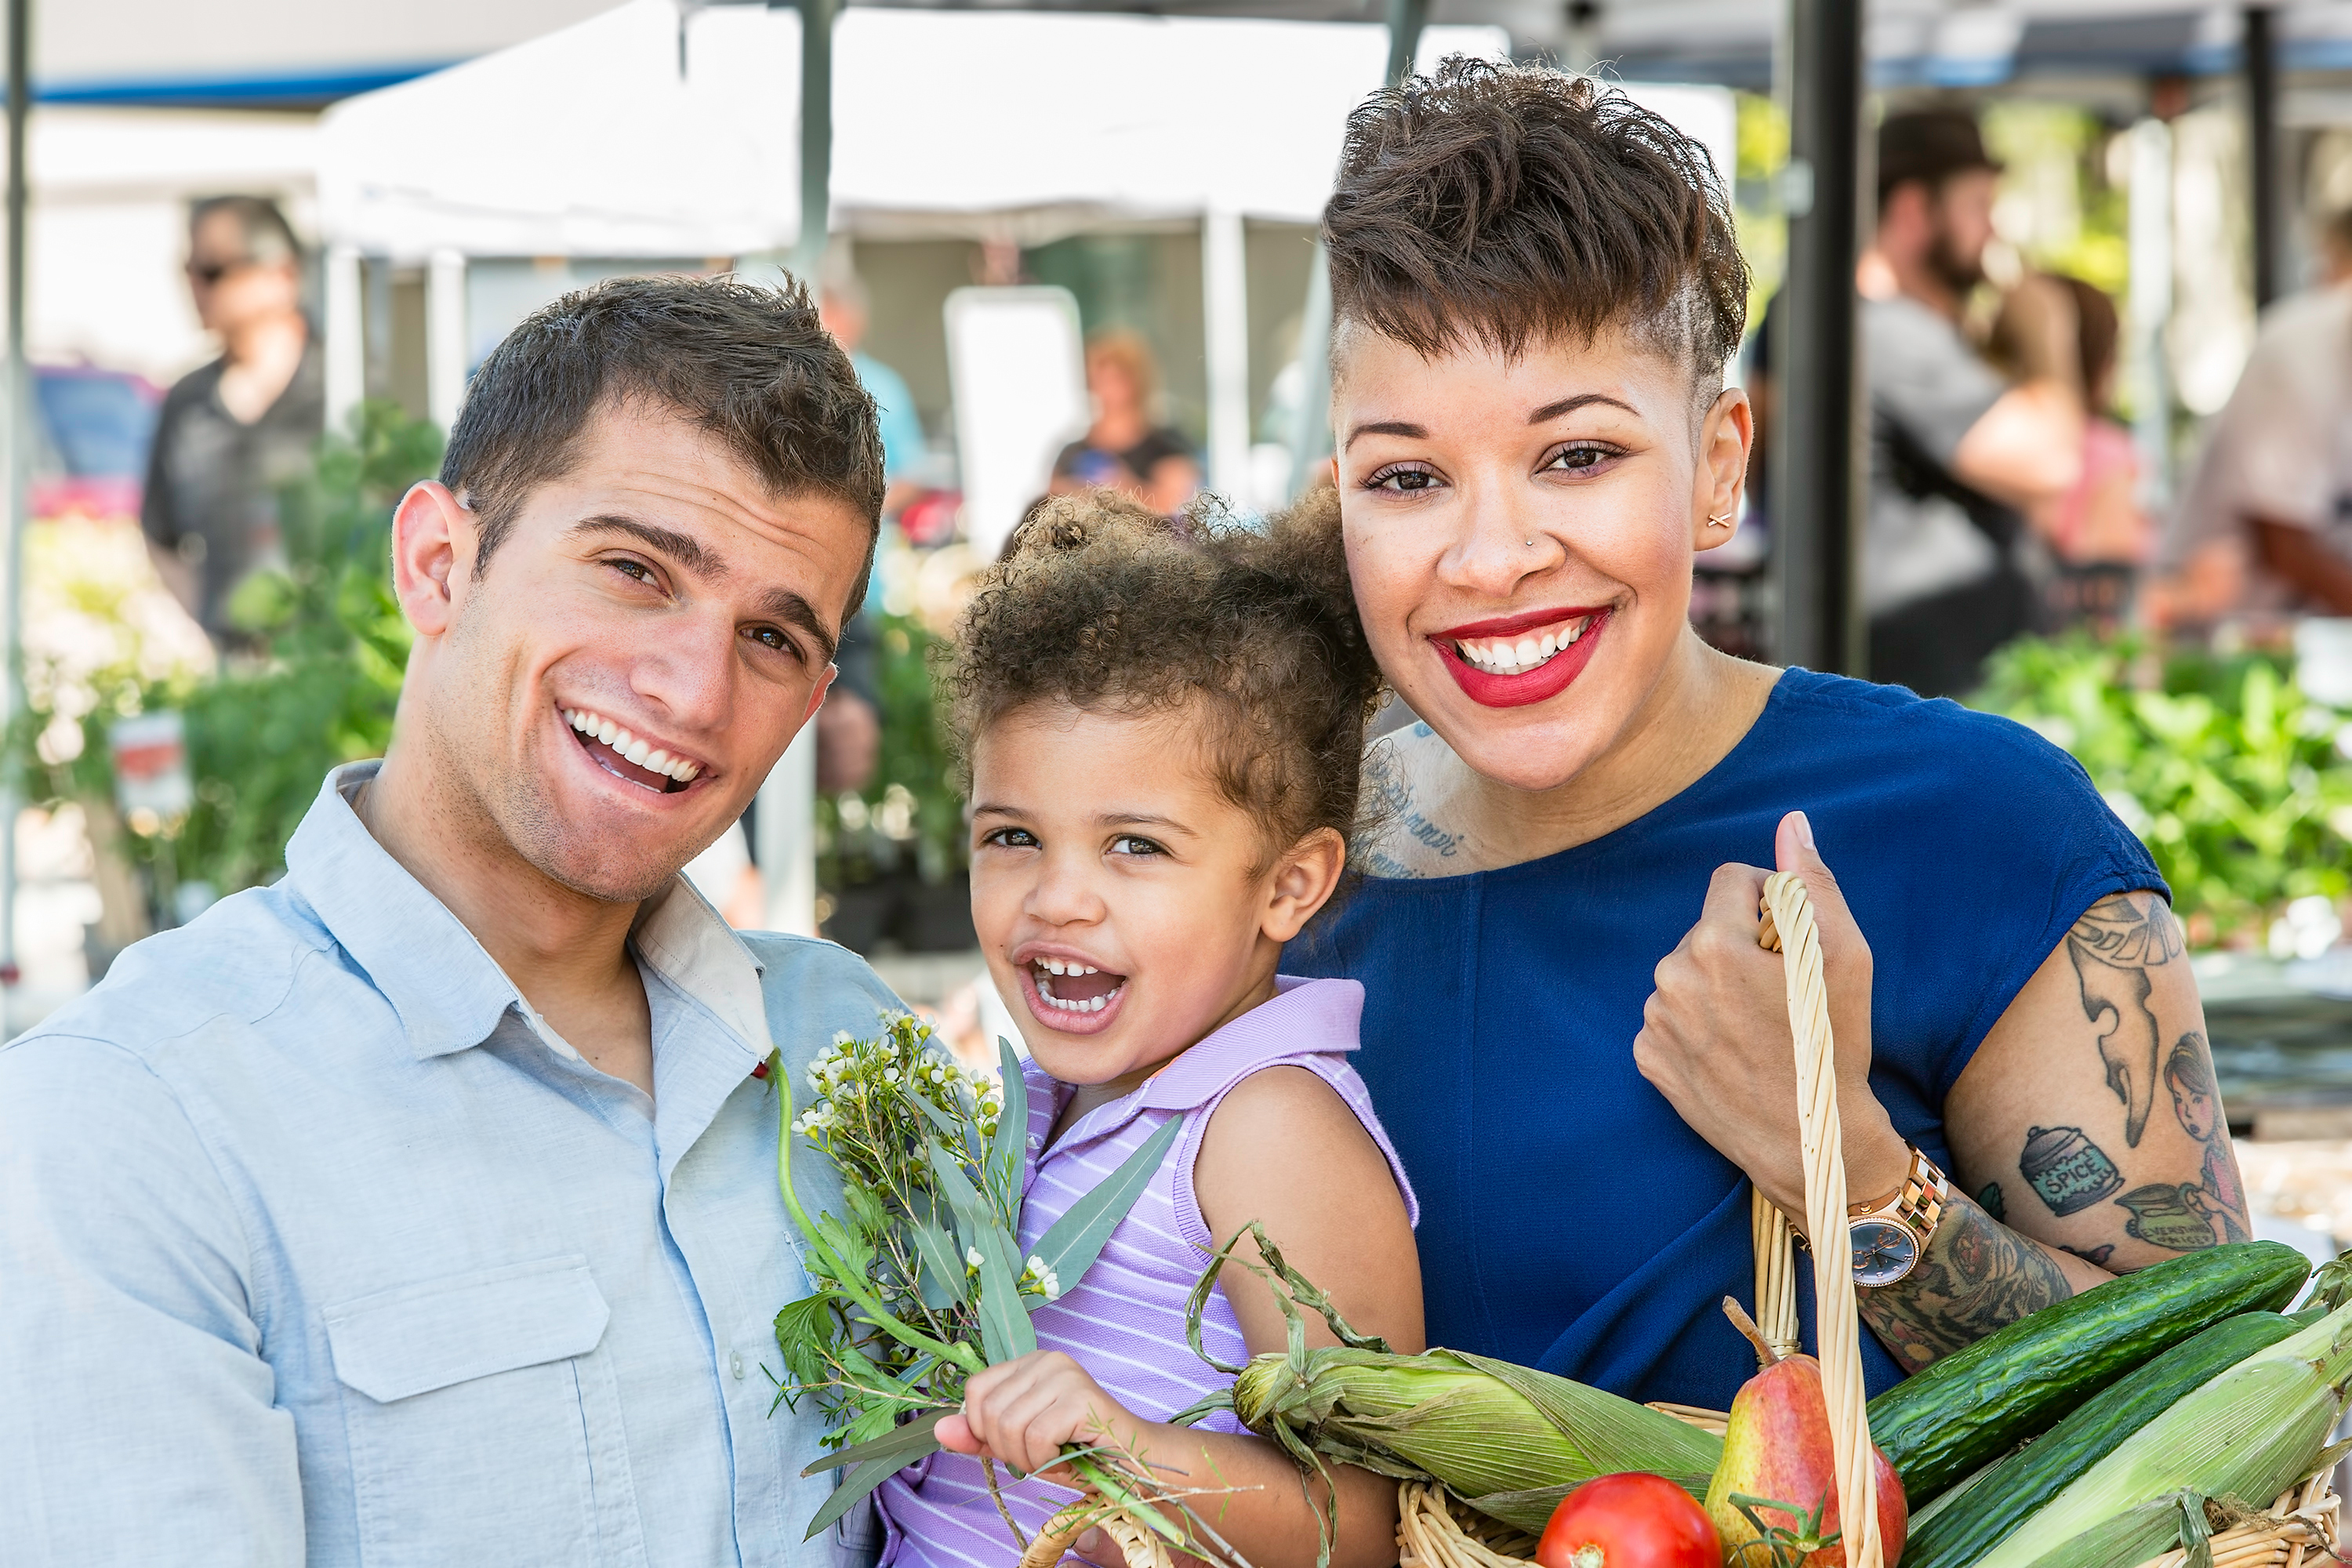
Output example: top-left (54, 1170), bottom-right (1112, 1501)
top-left (0, 764), bottom-right (899, 1566)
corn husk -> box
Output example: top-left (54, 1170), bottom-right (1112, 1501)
top-left (1972, 1299), bottom-right (2352, 1568)
top-left (1225, 1345), bottom-right (1721, 1534)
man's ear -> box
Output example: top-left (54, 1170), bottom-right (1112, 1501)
top-left (800, 663), bottom-right (839, 727)
top-left (391, 481), bottom-right (477, 638)
top-left (1692, 387), bottom-right (1754, 554)
top-left (1262, 826), bottom-right (1348, 944)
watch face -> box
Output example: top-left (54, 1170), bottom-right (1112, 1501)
top-left (1850, 1218), bottom-right (1920, 1287)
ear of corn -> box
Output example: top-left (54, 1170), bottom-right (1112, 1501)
top-left (1968, 1299), bottom-right (2352, 1568)
top-left (1230, 1345), bottom-right (1723, 1534)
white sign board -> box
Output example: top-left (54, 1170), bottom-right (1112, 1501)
top-left (945, 286), bottom-right (1089, 560)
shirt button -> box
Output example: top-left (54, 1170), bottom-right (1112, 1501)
top-left (1026, 1134), bottom-right (1042, 1150)
top-left (730, 1351), bottom-right (745, 1381)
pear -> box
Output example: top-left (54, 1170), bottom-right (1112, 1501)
top-left (1704, 1300), bottom-right (1908, 1568)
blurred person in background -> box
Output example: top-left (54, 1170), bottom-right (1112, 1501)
top-left (143, 195), bottom-right (325, 647)
top-left (1050, 329), bottom-right (1201, 514)
top-left (1861, 108), bottom-right (2087, 696)
top-left (1991, 274), bottom-right (2151, 633)
top-left (2159, 209), bottom-right (2352, 631)
top-left (818, 270), bottom-right (914, 796)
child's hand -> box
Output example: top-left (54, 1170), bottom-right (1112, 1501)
top-left (935, 1350), bottom-right (1138, 1483)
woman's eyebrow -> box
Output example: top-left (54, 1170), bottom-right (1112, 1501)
top-left (1341, 419), bottom-right (1428, 452)
top-left (1528, 392), bottom-right (1639, 423)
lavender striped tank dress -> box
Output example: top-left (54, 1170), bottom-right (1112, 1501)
top-left (876, 976), bottom-right (1418, 1568)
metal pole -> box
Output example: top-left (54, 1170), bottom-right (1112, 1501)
top-left (1385, 0), bottom-right (1426, 86)
top-left (1288, 241), bottom-right (1334, 499)
top-left (1202, 209), bottom-right (1250, 501)
top-left (794, 0), bottom-right (835, 283)
top-left (0, 0), bottom-right (28, 1007)
top-left (2127, 115), bottom-right (2175, 510)
top-left (1769, 0), bottom-right (1866, 676)
top-left (2245, 6), bottom-right (2280, 309)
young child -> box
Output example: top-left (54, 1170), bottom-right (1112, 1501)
top-left (875, 493), bottom-right (1423, 1568)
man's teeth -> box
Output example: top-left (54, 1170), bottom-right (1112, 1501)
top-left (1454, 616), bottom-right (1593, 675)
top-left (564, 708), bottom-right (700, 782)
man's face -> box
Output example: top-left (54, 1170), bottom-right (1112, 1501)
top-left (187, 211), bottom-right (299, 336)
top-left (413, 401), bottom-right (871, 903)
top-left (1926, 169), bottom-right (1998, 296)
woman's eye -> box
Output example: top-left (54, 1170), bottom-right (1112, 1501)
top-left (982, 827), bottom-right (1038, 849)
top-left (1109, 835), bottom-right (1165, 857)
top-left (1367, 465), bottom-right (1443, 493)
top-left (1545, 444), bottom-right (1618, 474)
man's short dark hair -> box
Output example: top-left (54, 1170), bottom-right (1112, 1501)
top-left (1876, 107), bottom-right (2002, 209)
top-left (1323, 57), bottom-right (1748, 387)
top-left (441, 274), bottom-right (886, 620)
top-left (189, 194), bottom-right (301, 267)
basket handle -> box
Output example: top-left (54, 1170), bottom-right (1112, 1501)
top-left (1756, 870), bottom-right (1884, 1568)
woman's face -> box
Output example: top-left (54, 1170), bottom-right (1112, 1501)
top-left (1334, 327), bottom-right (1750, 793)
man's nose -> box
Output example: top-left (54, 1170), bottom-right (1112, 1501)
top-left (626, 604), bottom-right (742, 736)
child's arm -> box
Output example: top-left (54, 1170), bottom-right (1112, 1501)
top-left (938, 1065), bottom-right (1422, 1568)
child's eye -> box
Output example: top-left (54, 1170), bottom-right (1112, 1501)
top-left (1543, 442), bottom-right (1621, 475)
top-left (981, 826), bottom-right (1039, 849)
top-left (1364, 463), bottom-right (1443, 494)
top-left (1109, 835), bottom-right (1166, 858)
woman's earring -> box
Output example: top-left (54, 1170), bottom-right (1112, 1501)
top-left (1706, 512), bottom-right (1735, 528)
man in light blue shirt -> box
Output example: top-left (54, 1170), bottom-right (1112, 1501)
top-left (0, 275), bottom-right (898, 1566)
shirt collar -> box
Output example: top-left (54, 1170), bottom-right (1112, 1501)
top-left (284, 761), bottom-right (770, 1062)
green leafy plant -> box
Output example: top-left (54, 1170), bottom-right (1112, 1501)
top-left (818, 612), bottom-right (965, 894)
top-left (770, 1011), bottom-right (1210, 1555)
top-left (16, 401), bottom-right (439, 906)
top-left (1971, 633), bottom-right (2352, 945)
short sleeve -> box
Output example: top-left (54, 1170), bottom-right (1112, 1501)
top-left (1865, 299), bottom-right (2006, 467)
top-left (2218, 330), bottom-right (2338, 530)
top-left (0, 1033), bottom-right (304, 1564)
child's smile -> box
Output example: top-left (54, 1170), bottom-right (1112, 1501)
top-left (1015, 946), bottom-right (1129, 1033)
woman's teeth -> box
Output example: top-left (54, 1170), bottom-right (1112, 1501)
top-left (1454, 615), bottom-right (1592, 675)
top-left (564, 707), bottom-right (701, 782)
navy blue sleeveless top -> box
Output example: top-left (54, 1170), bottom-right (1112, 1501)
top-left (1291, 670), bottom-right (2164, 1410)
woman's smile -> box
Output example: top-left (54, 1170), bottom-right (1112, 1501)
top-left (1430, 605), bottom-right (1614, 708)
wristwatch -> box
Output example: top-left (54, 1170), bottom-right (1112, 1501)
top-left (1846, 1145), bottom-right (1950, 1289)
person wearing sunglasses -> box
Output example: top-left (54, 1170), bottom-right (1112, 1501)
top-left (141, 194), bottom-right (324, 644)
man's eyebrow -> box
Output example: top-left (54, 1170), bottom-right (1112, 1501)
top-left (753, 587), bottom-right (840, 666)
top-left (565, 515), bottom-right (728, 579)
top-left (1528, 393), bottom-right (1639, 423)
top-left (1341, 419), bottom-right (1428, 452)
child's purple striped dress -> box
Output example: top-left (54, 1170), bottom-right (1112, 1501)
top-left (877, 976), bottom-right (1417, 1568)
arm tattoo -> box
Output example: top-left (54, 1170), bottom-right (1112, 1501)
top-left (1858, 1192), bottom-right (2073, 1373)
top-left (2064, 894), bottom-right (2182, 1147)
top-left (1358, 740), bottom-right (1462, 877)
top-left (2111, 1029), bottom-right (2250, 1249)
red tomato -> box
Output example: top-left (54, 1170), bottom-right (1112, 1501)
top-left (1536, 1473), bottom-right (1723, 1568)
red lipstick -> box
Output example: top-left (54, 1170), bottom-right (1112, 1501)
top-left (1428, 606), bottom-right (1612, 709)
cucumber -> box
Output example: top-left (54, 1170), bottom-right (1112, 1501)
top-left (1867, 1241), bottom-right (2310, 1498)
top-left (1899, 1311), bottom-right (2302, 1568)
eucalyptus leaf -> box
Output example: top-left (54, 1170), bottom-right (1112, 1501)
top-left (804, 1408), bottom-right (950, 1476)
top-left (908, 1218), bottom-right (970, 1307)
top-left (927, 1139), bottom-right (989, 1257)
top-left (1030, 1114), bottom-right (1183, 1295)
top-left (804, 1454), bottom-right (905, 1541)
top-left (973, 1227), bottom-right (1039, 1364)
top-left (989, 1036), bottom-right (1030, 1202)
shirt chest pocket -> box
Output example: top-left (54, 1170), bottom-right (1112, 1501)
top-left (326, 1255), bottom-right (638, 1568)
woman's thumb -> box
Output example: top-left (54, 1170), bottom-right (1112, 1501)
top-left (1773, 811), bottom-right (1853, 928)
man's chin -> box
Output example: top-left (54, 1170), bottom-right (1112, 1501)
top-left (516, 826), bottom-right (699, 906)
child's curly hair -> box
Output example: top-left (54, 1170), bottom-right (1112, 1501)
top-left (943, 488), bottom-right (1382, 865)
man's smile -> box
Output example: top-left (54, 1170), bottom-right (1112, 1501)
top-left (563, 706), bottom-right (705, 793)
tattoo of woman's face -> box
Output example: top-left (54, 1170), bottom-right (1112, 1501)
top-left (2166, 1033), bottom-right (2218, 1143)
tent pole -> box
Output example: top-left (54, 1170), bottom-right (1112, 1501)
top-left (324, 245), bottom-right (365, 439)
top-left (1, 0), bottom-right (28, 1013)
top-left (1203, 209), bottom-right (1250, 502)
top-left (1288, 241), bottom-right (1333, 499)
top-left (1385, 0), bottom-right (1425, 85)
top-left (795, 0), bottom-right (835, 282)
top-left (425, 249), bottom-right (468, 434)
top-left (1769, 0), bottom-right (1865, 676)
top-left (2245, 5), bottom-right (2280, 309)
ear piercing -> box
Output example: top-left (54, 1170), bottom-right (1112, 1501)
top-left (1707, 511), bottom-right (1736, 528)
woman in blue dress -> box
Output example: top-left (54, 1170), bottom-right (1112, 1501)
top-left (1289, 60), bottom-right (2252, 1411)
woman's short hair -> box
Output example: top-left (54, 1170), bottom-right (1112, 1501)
top-left (944, 489), bottom-right (1382, 866)
top-left (1323, 57), bottom-right (1749, 387)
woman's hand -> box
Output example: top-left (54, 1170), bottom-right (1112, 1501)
top-left (935, 1350), bottom-right (1141, 1486)
top-left (1633, 810), bottom-right (1911, 1221)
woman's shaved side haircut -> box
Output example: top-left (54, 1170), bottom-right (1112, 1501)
top-left (1324, 58), bottom-right (1749, 399)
